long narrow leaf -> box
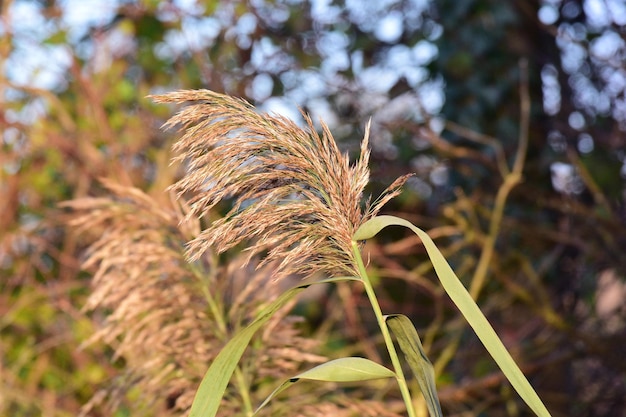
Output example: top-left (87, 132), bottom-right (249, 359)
top-left (254, 357), bottom-right (396, 415)
top-left (386, 314), bottom-right (442, 417)
top-left (354, 215), bottom-right (552, 417)
top-left (189, 276), bottom-right (360, 417)
top-left (293, 356), bottom-right (396, 381)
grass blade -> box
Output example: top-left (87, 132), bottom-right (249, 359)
top-left (292, 356), bottom-right (396, 382)
top-left (354, 215), bottom-right (552, 417)
top-left (254, 357), bottom-right (396, 415)
top-left (386, 314), bottom-right (442, 417)
top-left (189, 276), bottom-right (360, 417)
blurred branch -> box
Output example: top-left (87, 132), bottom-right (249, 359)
top-left (468, 58), bottom-right (530, 300)
top-left (434, 59), bottom-right (532, 376)
top-left (437, 349), bottom-right (573, 404)
top-left (380, 225), bottom-right (462, 256)
top-left (443, 120), bottom-right (510, 179)
top-left (413, 125), bottom-right (497, 169)
top-left (565, 147), bottom-right (612, 215)
top-left (10, 85), bottom-right (76, 132)
top-left (513, 59), bottom-right (530, 176)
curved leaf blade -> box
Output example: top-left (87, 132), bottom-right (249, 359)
top-left (254, 357), bottom-right (395, 415)
top-left (355, 215), bottom-right (552, 417)
top-left (293, 356), bottom-right (396, 382)
top-left (386, 314), bottom-right (442, 417)
top-left (354, 215), bottom-right (393, 240)
top-left (189, 276), bottom-right (360, 417)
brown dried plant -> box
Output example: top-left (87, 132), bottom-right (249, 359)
top-left (65, 90), bottom-right (413, 417)
top-left (151, 90), bottom-right (410, 282)
top-left (63, 180), bottom-right (327, 416)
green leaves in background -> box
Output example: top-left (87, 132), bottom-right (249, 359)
top-left (355, 215), bottom-right (552, 417)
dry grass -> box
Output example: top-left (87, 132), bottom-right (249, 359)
top-left (63, 180), bottom-right (326, 416)
top-left (151, 90), bottom-right (409, 281)
top-left (64, 90), bottom-right (411, 416)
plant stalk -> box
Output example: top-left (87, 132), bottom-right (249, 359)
top-left (351, 241), bottom-right (416, 417)
top-left (190, 262), bottom-right (254, 415)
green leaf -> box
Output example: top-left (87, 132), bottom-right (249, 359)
top-left (354, 215), bottom-right (552, 417)
top-left (353, 216), bottom-right (393, 240)
top-left (189, 276), bottom-right (360, 417)
top-left (292, 356), bottom-right (396, 381)
top-left (254, 357), bottom-right (396, 415)
top-left (386, 314), bottom-right (442, 417)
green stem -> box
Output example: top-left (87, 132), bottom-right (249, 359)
top-left (190, 261), bottom-right (254, 415)
top-left (351, 241), bottom-right (416, 417)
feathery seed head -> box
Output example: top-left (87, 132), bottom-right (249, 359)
top-left (151, 90), bottom-right (409, 281)
top-left (64, 181), bottom-right (326, 415)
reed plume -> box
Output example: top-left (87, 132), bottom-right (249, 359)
top-left (151, 90), bottom-right (409, 281)
top-left (66, 90), bottom-right (411, 416)
top-left (64, 180), bottom-right (325, 416)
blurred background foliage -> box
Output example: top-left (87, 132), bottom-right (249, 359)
top-left (1, 0), bottom-right (625, 416)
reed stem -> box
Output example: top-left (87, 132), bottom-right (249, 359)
top-left (351, 241), bottom-right (416, 417)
